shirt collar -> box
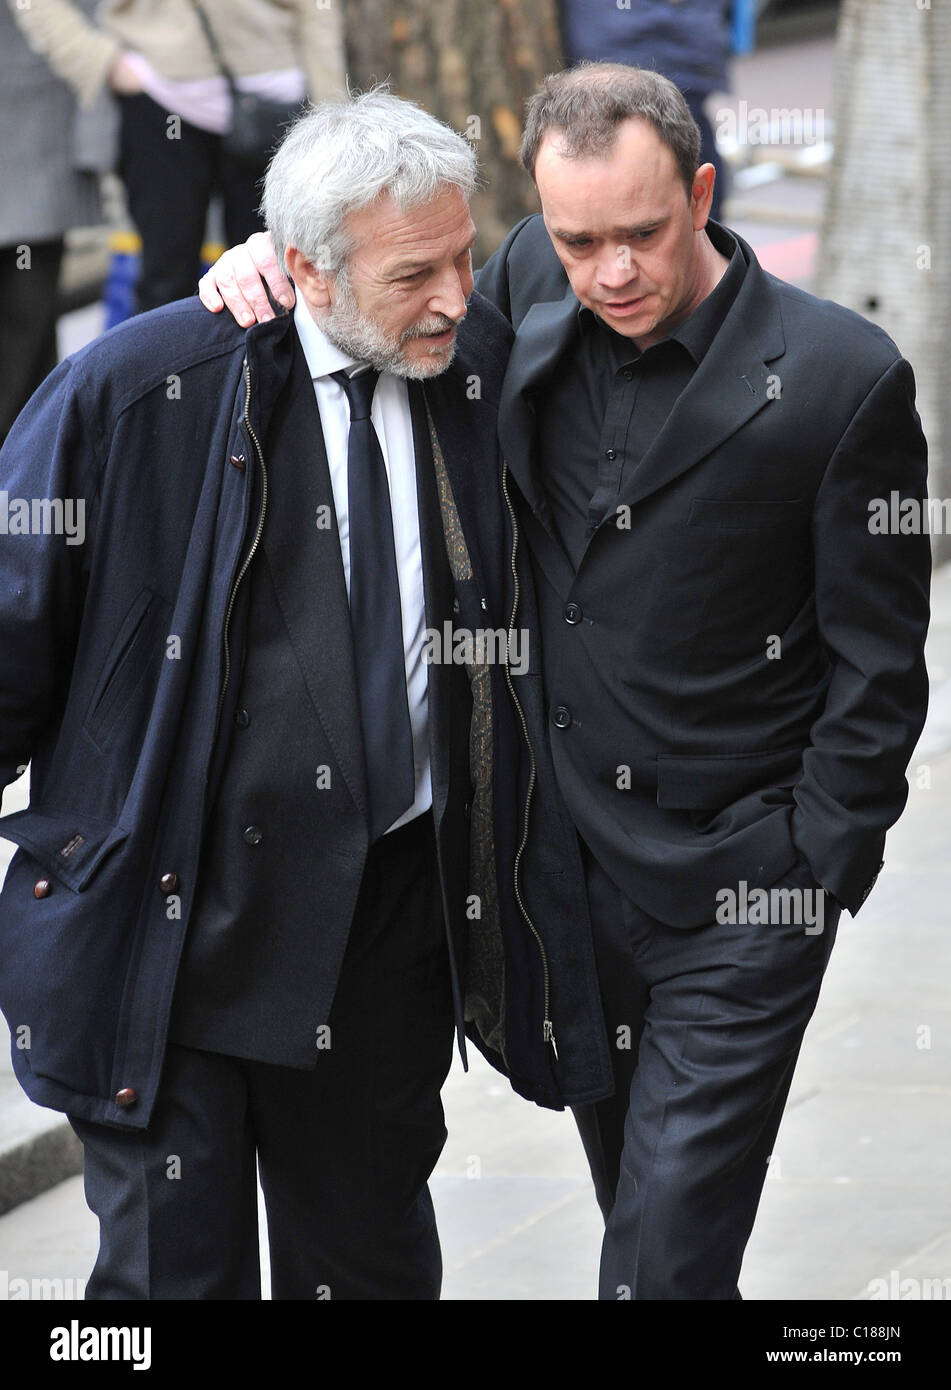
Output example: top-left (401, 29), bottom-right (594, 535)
top-left (579, 219), bottom-right (747, 368)
top-left (293, 298), bottom-right (366, 381)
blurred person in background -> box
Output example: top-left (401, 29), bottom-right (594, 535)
top-left (0, 0), bottom-right (114, 446)
top-left (559, 0), bottom-right (731, 218)
top-left (12, 0), bottom-right (347, 313)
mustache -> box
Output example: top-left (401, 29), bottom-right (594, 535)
top-left (403, 311), bottom-right (465, 341)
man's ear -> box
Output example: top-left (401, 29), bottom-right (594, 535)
top-left (285, 246), bottom-right (333, 307)
top-left (690, 164), bottom-right (717, 229)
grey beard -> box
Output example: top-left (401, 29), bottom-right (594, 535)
top-left (315, 268), bottom-right (462, 379)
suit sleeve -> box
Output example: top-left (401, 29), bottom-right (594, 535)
top-left (793, 354), bottom-right (931, 914)
top-left (0, 360), bottom-right (93, 793)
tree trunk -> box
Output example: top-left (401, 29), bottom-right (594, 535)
top-left (343, 0), bottom-right (564, 258)
top-left (817, 0), bottom-right (951, 561)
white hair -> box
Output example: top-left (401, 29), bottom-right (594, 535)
top-left (261, 85), bottom-right (479, 273)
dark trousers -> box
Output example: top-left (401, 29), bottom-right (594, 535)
top-left (572, 844), bottom-right (840, 1300)
top-left (0, 238), bottom-right (63, 445)
top-left (70, 811), bottom-right (455, 1300)
top-left (116, 93), bottom-right (267, 314)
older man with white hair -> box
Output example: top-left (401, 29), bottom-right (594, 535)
top-left (0, 89), bottom-right (613, 1300)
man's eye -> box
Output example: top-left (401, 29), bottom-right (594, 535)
top-left (566, 239), bottom-right (591, 250)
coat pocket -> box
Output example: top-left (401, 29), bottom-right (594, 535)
top-left (82, 587), bottom-right (170, 752)
top-left (656, 746), bottom-right (803, 810)
top-left (687, 498), bottom-right (804, 531)
top-left (0, 808), bottom-right (129, 892)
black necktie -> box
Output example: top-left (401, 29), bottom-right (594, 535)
top-left (332, 367), bottom-right (416, 841)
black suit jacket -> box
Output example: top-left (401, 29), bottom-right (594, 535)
top-left (477, 216), bottom-right (931, 926)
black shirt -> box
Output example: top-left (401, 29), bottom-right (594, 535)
top-left (532, 221), bottom-right (747, 569)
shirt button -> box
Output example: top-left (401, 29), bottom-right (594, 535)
top-left (605, 448), bottom-right (617, 461)
top-left (564, 602), bottom-right (583, 625)
top-left (33, 878), bottom-right (52, 899)
top-left (552, 705), bottom-right (572, 729)
top-left (234, 708), bottom-right (250, 728)
top-left (623, 369), bottom-right (633, 381)
top-left (230, 453), bottom-right (246, 470)
top-left (114, 1088), bottom-right (138, 1108)
top-left (158, 872), bottom-right (179, 895)
top-left (243, 825), bottom-right (264, 846)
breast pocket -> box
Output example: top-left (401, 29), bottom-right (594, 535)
top-left (82, 587), bottom-right (171, 753)
top-left (687, 498), bottom-right (804, 531)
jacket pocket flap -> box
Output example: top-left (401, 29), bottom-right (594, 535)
top-left (0, 810), bottom-right (129, 891)
top-left (656, 747), bottom-right (803, 810)
top-left (688, 498), bottom-right (804, 530)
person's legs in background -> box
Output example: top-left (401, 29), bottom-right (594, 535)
top-left (0, 238), bottom-right (64, 445)
top-left (217, 146), bottom-right (269, 249)
top-left (116, 93), bottom-right (217, 313)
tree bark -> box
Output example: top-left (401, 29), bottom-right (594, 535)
top-left (342, 0), bottom-right (564, 258)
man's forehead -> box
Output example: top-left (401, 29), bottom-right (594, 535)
top-left (535, 119), bottom-right (679, 203)
top-left (536, 130), bottom-right (681, 237)
top-left (346, 187), bottom-right (474, 250)
top-left (537, 114), bottom-right (670, 163)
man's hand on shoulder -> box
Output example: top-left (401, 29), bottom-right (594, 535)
top-left (197, 232), bottom-right (296, 325)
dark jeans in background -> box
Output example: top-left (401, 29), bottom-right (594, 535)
top-left (117, 92), bottom-right (268, 315)
top-left (0, 238), bottom-right (63, 446)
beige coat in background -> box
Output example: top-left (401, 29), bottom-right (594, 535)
top-left (9, 0), bottom-right (348, 108)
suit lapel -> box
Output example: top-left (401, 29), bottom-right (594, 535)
top-left (498, 286), bottom-right (582, 516)
top-left (259, 334), bottom-right (368, 819)
top-left (497, 287), bottom-right (582, 593)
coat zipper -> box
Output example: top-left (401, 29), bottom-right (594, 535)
top-left (501, 462), bottom-right (557, 1059)
top-left (215, 357), bottom-right (268, 732)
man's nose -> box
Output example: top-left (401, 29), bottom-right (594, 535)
top-left (595, 247), bottom-right (637, 289)
top-left (429, 268), bottom-right (471, 321)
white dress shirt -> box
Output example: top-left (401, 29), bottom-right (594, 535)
top-left (293, 299), bottom-right (432, 832)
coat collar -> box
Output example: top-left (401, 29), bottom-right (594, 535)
top-left (498, 224), bottom-right (787, 517)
